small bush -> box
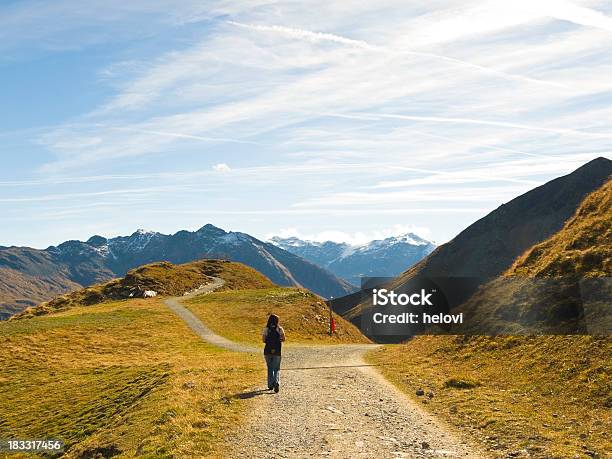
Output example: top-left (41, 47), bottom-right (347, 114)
top-left (444, 376), bottom-right (481, 389)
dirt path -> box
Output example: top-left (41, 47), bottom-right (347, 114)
top-left (165, 284), bottom-right (487, 459)
top-left (165, 277), bottom-right (256, 353)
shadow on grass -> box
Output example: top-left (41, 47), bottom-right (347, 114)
top-left (232, 389), bottom-right (274, 399)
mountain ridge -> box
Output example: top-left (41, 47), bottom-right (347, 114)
top-left (271, 233), bottom-right (436, 286)
top-left (0, 224), bottom-right (355, 319)
top-left (455, 178), bottom-right (611, 334)
top-left (344, 156), bottom-right (612, 326)
top-left (400, 157), bottom-right (612, 281)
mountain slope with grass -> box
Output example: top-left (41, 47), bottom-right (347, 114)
top-left (393, 157), bottom-right (609, 292)
top-left (456, 178), bottom-right (611, 335)
top-left (508, 178), bottom-right (611, 278)
top-left (187, 287), bottom-right (370, 345)
top-left (0, 266), bottom-right (81, 320)
top-left (345, 157), bottom-right (612, 324)
top-left (401, 157), bottom-right (611, 281)
top-left (1, 225), bottom-right (355, 319)
top-left (0, 245), bottom-right (104, 320)
top-left (1, 259), bottom-right (368, 457)
top-left (367, 179), bottom-right (612, 458)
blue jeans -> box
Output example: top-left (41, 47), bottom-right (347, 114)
top-left (265, 354), bottom-right (281, 388)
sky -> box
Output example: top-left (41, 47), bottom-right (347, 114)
top-left (1, 0), bottom-right (611, 249)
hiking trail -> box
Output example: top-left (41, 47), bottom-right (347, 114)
top-left (166, 280), bottom-right (487, 458)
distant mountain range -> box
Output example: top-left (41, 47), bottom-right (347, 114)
top-left (0, 224), bottom-right (355, 319)
top-left (271, 234), bottom-right (436, 286)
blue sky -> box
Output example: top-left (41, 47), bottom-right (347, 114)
top-left (1, 0), bottom-right (612, 248)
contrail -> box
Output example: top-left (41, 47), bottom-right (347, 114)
top-left (228, 21), bottom-right (377, 50)
top-left (322, 111), bottom-right (612, 139)
top-left (228, 21), bottom-right (569, 89)
top-left (525, 0), bottom-right (612, 32)
top-left (109, 126), bottom-right (262, 145)
top-left (407, 129), bottom-right (566, 160)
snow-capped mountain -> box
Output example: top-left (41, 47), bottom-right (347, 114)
top-left (0, 224), bottom-right (356, 318)
top-left (270, 233), bottom-right (436, 286)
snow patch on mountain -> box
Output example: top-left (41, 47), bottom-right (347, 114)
top-left (270, 233), bottom-right (436, 285)
top-left (221, 232), bottom-right (245, 246)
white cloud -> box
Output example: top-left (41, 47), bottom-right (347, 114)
top-left (229, 20), bottom-right (567, 89)
top-left (37, 1), bottom-right (612, 171)
top-left (227, 21), bottom-right (378, 50)
top-left (5, 0), bottom-right (612, 247)
top-left (212, 163), bottom-right (231, 172)
top-left (107, 126), bottom-right (261, 146)
top-left (513, 0), bottom-right (612, 31)
top-left (326, 112), bottom-right (612, 139)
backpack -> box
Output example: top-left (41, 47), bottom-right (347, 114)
top-left (264, 326), bottom-right (282, 356)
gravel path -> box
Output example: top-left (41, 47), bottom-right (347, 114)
top-left (165, 277), bottom-right (257, 353)
top-left (165, 283), bottom-right (487, 459)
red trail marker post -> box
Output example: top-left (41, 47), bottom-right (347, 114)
top-left (328, 297), bottom-right (336, 335)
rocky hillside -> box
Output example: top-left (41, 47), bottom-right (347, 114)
top-left (0, 225), bottom-right (355, 319)
top-left (271, 233), bottom-right (435, 286)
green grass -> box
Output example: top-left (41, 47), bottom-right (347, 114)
top-left (3, 365), bottom-right (169, 445)
top-left (0, 298), bottom-right (264, 458)
top-left (187, 287), bottom-right (370, 345)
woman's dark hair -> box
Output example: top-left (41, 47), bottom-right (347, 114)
top-left (266, 314), bottom-right (279, 329)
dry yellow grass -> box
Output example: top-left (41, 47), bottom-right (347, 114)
top-left (0, 298), bottom-right (264, 458)
top-left (1, 260), bottom-right (369, 457)
top-left (368, 336), bottom-right (611, 458)
top-left (187, 287), bottom-right (370, 345)
top-left (12, 259), bottom-right (274, 320)
top-left (367, 180), bottom-right (612, 458)
top-left (509, 179), bottom-right (611, 277)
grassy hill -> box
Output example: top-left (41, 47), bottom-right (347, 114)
top-left (186, 287), bottom-right (370, 345)
top-left (367, 179), bottom-right (612, 458)
top-left (455, 178), bottom-right (611, 335)
top-left (12, 259), bottom-right (273, 319)
top-left (1, 259), bottom-right (368, 457)
top-left (508, 178), bottom-right (611, 277)
top-left (1, 297), bottom-right (263, 458)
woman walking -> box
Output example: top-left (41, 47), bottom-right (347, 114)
top-left (262, 314), bottom-right (286, 393)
